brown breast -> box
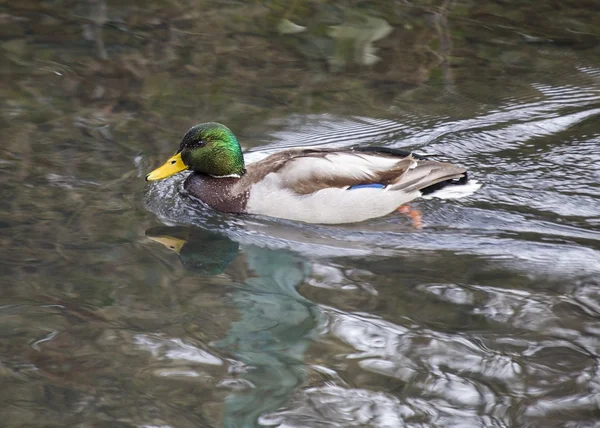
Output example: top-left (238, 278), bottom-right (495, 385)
top-left (183, 173), bottom-right (249, 213)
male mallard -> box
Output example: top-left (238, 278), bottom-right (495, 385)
top-left (146, 122), bottom-right (474, 225)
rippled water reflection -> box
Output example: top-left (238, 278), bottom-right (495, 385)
top-left (3, 1), bottom-right (600, 427)
top-left (142, 81), bottom-right (600, 425)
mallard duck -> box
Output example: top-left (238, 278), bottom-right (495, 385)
top-left (146, 122), bottom-right (475, 225)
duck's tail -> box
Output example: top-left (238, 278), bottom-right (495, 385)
top-left (388, 160), bottom-right (480, 199)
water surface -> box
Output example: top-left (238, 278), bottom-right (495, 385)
top-left (1, 1), bottom-right (600, 427)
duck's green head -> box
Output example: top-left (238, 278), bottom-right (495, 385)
top-left (146, 122), bottom-right (245, 181)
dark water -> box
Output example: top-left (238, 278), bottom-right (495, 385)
top-left (2, 1), bottom-right (600, 427)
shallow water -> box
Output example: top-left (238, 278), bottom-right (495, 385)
top-left (2, 1), bottom-right (600, 427)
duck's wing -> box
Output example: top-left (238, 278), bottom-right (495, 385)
top-left (240, 148), bottom-right (414, 194)
top-left (351, 146), bottom-right (467, 192)
top-left (277, 150), bottom-right (417, 194)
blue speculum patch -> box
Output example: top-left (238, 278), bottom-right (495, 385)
top-left (347, 183), bottom-right (386, 190)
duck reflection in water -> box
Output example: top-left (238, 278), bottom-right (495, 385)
top-left (146, 226), bottom-right (323, 428)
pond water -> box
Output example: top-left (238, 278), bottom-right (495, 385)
top-left (2, 1), bottom-right (600, 427)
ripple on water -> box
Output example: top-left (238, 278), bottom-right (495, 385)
top-left (140, 70), bottom-right (600, 427)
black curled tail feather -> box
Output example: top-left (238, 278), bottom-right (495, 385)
top-left (420, 172), bottom-right (469, 195)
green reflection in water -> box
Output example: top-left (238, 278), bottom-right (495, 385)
top-left (146, 226), bottom-right (322, 428)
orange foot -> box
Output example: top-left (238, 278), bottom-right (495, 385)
top-left (398, 205), bottom-right (423, 229)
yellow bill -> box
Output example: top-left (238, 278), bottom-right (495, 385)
top-left (146, 234), bottom-right (187, 254)
top-left (146, 152), bottom-right (187, 181)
